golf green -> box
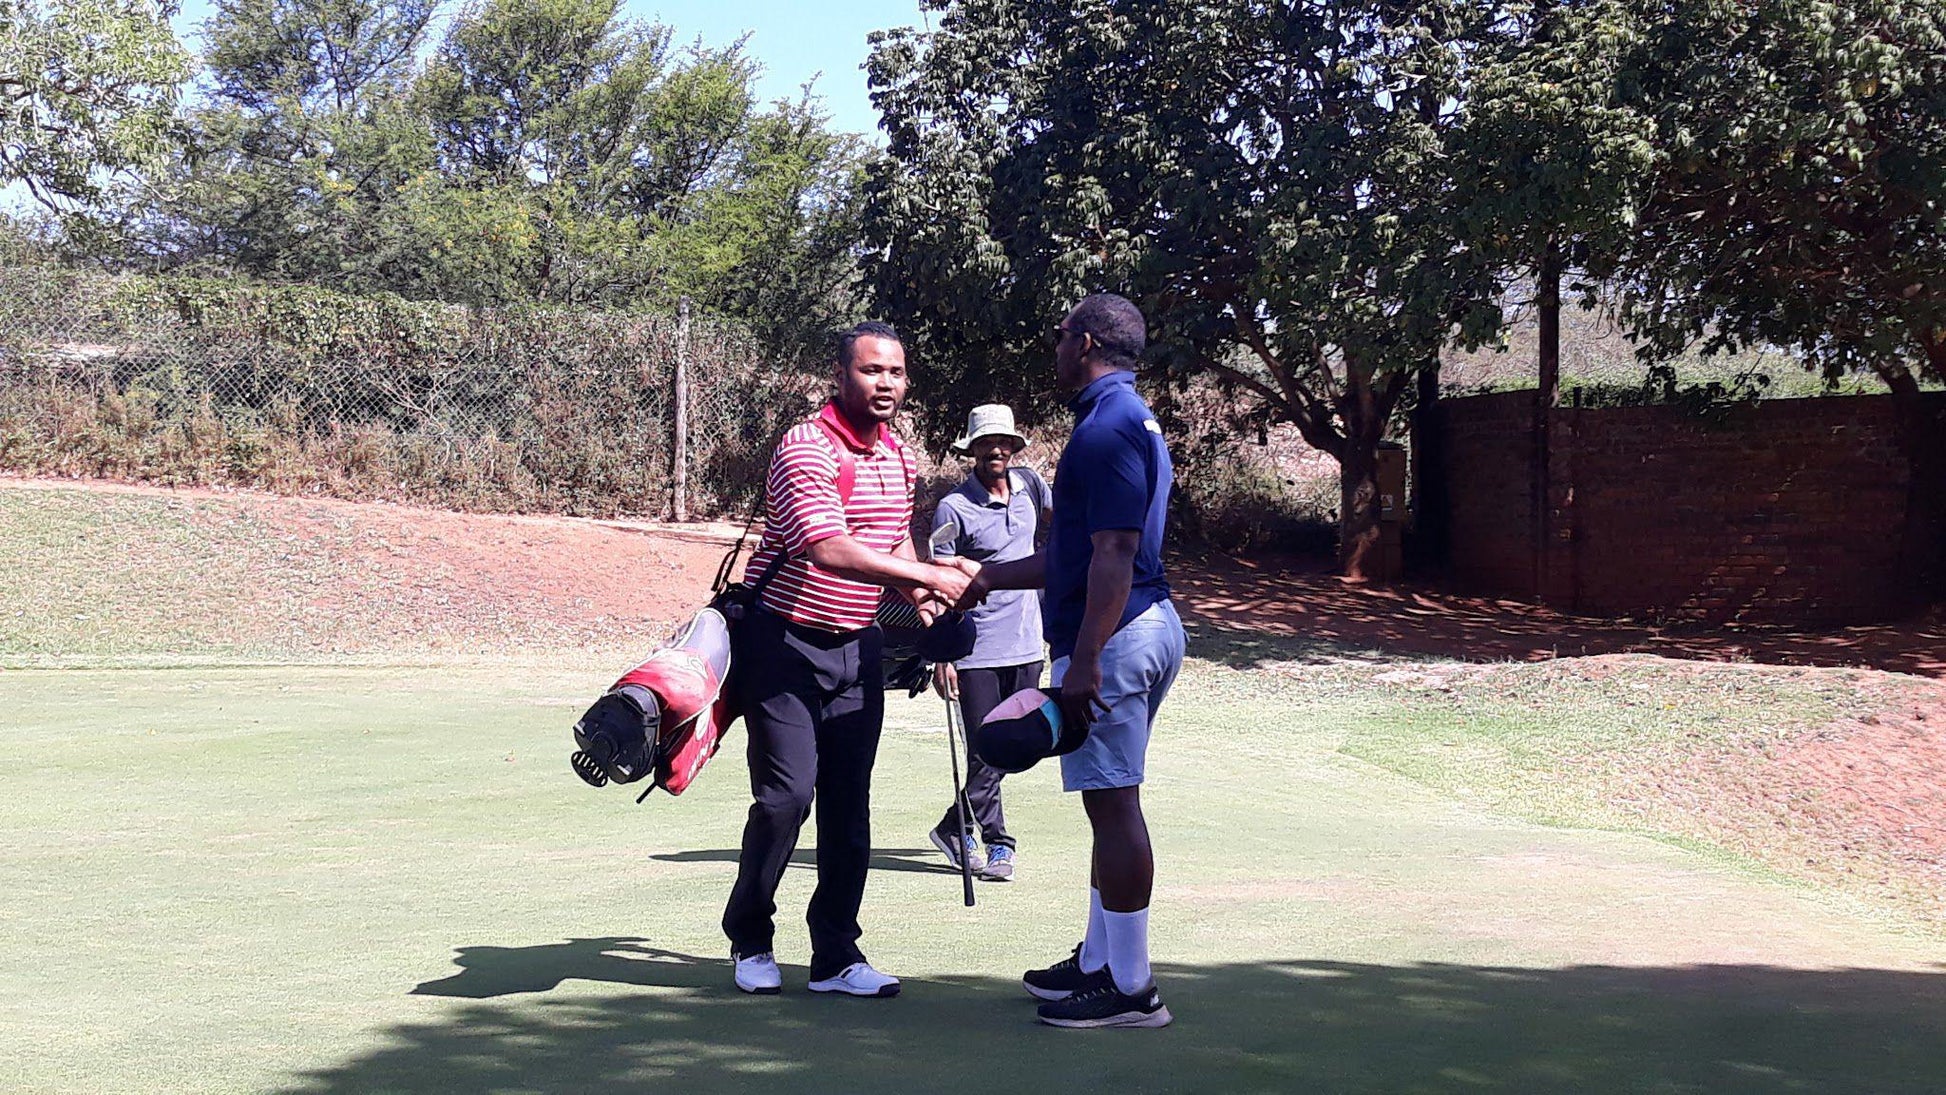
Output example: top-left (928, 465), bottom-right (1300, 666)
top-left (4, 664), bottom-right (1942, 1094)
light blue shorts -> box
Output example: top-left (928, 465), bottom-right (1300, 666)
top-left (1051, 599), bottom-right (1186, 792)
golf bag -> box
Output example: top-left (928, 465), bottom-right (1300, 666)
top-left (569, 606), bottom-right (734, 797)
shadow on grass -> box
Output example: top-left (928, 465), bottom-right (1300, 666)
top-left (306, 941), bottom-right (1946, 1094)
top-left (1182, 617), bottom-right (1403, 670)
top-left (1172, 553), bottom-right (1946, 677)
top-left (650, 847), bottom-right (958, 876)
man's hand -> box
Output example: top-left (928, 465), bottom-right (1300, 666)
top-left (923, 560), bottom-right (975, 607)
top-left (933, 662), bottom-right (959, 700)
top-left (913, 591), bottom-right (945, 625)
top-left (1058, 654), bottom-right (1111, 729)
top-left (953, 567), bottom-right (991, 612)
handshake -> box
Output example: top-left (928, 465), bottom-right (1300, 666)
top-left (910, 556), bottom-right (987, 623)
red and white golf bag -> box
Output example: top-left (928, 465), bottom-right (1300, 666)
top-left (569, 607), bottom-right (734, 797)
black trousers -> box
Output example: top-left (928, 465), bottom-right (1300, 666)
top-left (722, 608), bottom-right (884, 980)
top-left (935, 660), bottom-right (1043, 851)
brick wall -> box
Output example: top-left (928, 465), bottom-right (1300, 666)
top-left (1432, 392), bottom-right (1941, 625)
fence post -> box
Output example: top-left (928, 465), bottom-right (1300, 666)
top-left (673, 296), bottom-right (691, 522)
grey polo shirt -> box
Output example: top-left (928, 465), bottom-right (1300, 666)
top-left (931, 467), bottom-right (1051, 670)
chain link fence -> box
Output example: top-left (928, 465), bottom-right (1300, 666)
top-left (0, 261), bottom-right (824, 519)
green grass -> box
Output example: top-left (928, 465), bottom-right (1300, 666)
top-left (5, 662), bottom-right (1944, 1094)
top-left (0, 489), bottom-right (289, 660)
top-left (0, 487), bottom-right (651, 668)
top-left (1331, 659), bottom-right (1868, 825)
top-left (7, 485), bottom-right (1945, 1092)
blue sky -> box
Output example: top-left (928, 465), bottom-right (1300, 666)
top-left (168, 0), bottom-right (930, 137)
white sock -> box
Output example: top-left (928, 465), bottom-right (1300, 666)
top-left (1078, 888), bottom-right (1108, 973)
top-left (1102, 907), bottom-right (1152, 995)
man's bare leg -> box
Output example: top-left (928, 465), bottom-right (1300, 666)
top-left (1083, 786), bottom-right (1154, 993)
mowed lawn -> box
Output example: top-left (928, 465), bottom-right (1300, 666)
top-left (6, 662), bottom-right (1946, 1095)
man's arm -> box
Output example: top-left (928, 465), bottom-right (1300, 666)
top-left (806, 534), bottom-right (972, 603)
top-left (1058, 529), bottom-right (1138, 726)
top-left (958, 549), bottom-right (1044, 607)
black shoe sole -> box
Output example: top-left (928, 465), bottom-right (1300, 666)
top-left (737, 983), bottom-right (781, 996)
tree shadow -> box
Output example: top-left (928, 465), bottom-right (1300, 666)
top-left (300, 943), bottom-right (1946, 1094)
top-left (649, 847), bottom-right (959, 876)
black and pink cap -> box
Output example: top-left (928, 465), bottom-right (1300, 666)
top-left (974, 688), bottom-right (1087, 773)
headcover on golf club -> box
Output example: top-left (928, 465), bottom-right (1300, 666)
top-left (974, 688), bottom-right (1089, 773)
top-left (880, 600), bottom-right (977, 697)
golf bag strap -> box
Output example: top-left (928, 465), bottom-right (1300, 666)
top-left (812, 416), bottom-right (858, 508)
top-left (720, 410), bottom-right (894, 596)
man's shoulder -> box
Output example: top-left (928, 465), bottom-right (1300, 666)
top-left (1100, 382), bottom-right (1160, 424)
top-left (1075, 393), bottom-right (1159, 447)
top-left (936, 483), bottom-right (982, 517)
top-left (776, 419), bottom-right (840, 465)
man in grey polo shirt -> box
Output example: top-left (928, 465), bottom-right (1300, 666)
top-left (927, 404), bottom-right (1052, 882)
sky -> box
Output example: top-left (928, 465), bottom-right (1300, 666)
top-left (167, 0), bottom-right (932, 138)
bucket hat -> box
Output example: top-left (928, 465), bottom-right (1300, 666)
top-left (951, 403), bottom-right (1029, 455)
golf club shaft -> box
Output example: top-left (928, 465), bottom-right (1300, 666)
top-left (944, 695), bottom-right (975, 907)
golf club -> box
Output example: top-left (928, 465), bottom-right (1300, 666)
top-left (943, 694), bottom-right (976, 907)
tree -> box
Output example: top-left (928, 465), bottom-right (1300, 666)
top-left (120, 0), bottom-right (436, 279)
top-left (115, 0), bottom-right (864, 355)
top-left (414, 0), bottom-right (865, 337)
top-left (1612, 0), bottom-right (1946, 585)
top-left (1446, 0), bottom-right (1656, 580)
top-left (0, 0), bottom-right (192, 211)
top-left (866, 0), bottom-right (1507, 577)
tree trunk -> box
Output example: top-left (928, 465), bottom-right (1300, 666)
top-left (1339, 438), bottom-right (1384, 581)
top-left (1337, 364), bottom-right (1399, 581)
top-left (1533, 239), bottom-right (1561, 601)
top-left (1410, 353), bottom-right (1447, 572)
top-left (1885, 345), bottom-right (1946, 604)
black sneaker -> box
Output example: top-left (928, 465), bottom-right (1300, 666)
top-left (1022, 943), bottom-right (1112, 1002)
top-left (1037, 979), bottom-right (1173, 1029)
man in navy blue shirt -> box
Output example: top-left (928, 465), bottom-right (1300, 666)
top-left (961, 293), bottom-right (1185, 1029)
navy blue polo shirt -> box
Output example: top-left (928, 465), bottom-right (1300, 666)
top-left (1044, 371), bottom-right (1173, 660)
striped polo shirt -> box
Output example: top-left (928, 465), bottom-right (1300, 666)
top-left (745, 401), bottom-right (917, 632)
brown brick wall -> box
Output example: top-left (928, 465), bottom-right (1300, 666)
top-left (1435, 393), bottom-right (1938, 625)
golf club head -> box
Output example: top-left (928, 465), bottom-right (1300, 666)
top-left (929, 517), bottom-right (960, 560)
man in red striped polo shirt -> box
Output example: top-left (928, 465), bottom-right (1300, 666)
top-left (724, 321), bottom-right (976, 999)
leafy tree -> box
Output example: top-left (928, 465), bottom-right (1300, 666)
top-left (1433, 0), bottom-right (1656, 569)
top-left (1458, 0), bottom-right (1656, 371)
top-left (0, 0), bottom-right (192, 211)
top-left (111, 0), bottom-right (863, 355)
top-left (1611, 0), bottom-right (1946, 582)
top-left (866, 0), bottom-right (1508, 577)
top-left (414, 0), bottom-right (864, 339)
top-left (120, 0), bottom-right (436, 279)
top-left (1616, 0), bottom-right (1946, 394)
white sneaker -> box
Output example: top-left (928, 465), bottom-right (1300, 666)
top-left (807, 961), bottom-right (901, 998)
top-left (734, 952), bottom-right (782, 995)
